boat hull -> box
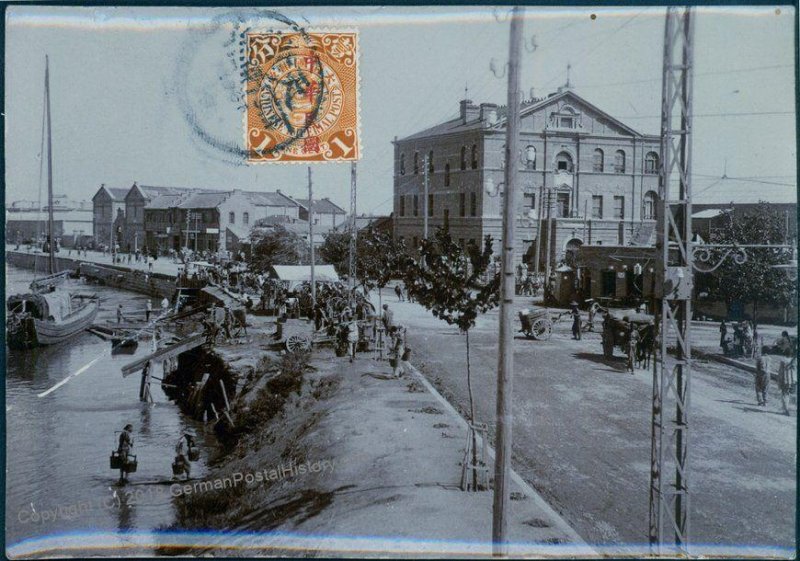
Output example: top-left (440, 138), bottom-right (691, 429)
top-left (7, 300), bottom-right (99, 349)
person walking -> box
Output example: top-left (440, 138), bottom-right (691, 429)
top-left (570, 302), bottom-right (581, 341)
top-left (390, 326), bottom-right (408, 378)
top-left (347, 317), bottom-right (359, 363)
top-left (145, 300), bottom-right (152, 322)
top-left (719, 320), bottom-right (728, 350)
top-left (381, 304), bottom-right (394, 333)
top-left (778, 356), bottom-right (796, 416)
top-left (117, 424), bottom-right (134, 484)
top-left (116, 304), bottom-right (124, 324)
top-left (754, 342), bottom-right (770, 406)
top-left (394, 283), bottom-right (404, 302)
top-left (173, 431), bottom-right (196, 481)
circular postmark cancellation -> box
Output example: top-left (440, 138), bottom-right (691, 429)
top-left (246, 31), bottom-right (359, 163)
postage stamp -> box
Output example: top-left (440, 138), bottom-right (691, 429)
top-left (245, 31), bottom-right (360, 163)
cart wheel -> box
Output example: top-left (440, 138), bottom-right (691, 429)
top-left (286, 334), bottom-right (312, 353)
top-left (532, 319), bottom-right (552, 341)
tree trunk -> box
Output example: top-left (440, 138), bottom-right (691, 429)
top-left (465, 329), bottom-right (478, 490)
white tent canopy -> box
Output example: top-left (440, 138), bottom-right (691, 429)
top-left (268, 265), bottom-right (340, 291)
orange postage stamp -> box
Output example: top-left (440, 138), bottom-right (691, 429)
top-left (245, 31), bottom-right (360, 163)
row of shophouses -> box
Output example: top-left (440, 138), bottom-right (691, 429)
top-left (92, 183), bottom-right (346, 254)
top-left (392, 87), bottom-right (797, 322)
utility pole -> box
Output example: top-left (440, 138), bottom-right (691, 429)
top-left (185, 209), bottom-right (190, 253)
top-left (194, 212), bottom-right (199, 253)
top-left (534, 183), bottom-right (544, 274)
top-left (492, 6), bottom-right (524, 556)
top-left (649, 6), bottom-right (695, 555)
top-left (423, 153), bottom-right (430, 238)
top-left (544, 188), bottom-right (553, 293)
top-left (349, 162), bottom-right (357, 289)
top-left (308, 166), bottom-right (316, 306)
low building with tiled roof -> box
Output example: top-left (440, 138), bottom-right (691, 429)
top-left (294, 197), bottom-right (347, 233)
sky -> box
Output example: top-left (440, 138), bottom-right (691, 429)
top-left (5, 5), bottom-right (797, 214)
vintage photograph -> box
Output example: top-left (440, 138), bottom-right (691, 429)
top-left (4, 4), bottom-right (797, 558)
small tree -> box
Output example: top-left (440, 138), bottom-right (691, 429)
top-left (707, 202), bottom-right (795, 330)
top-left (403, 229), bottom-right (500, 488)
top-left (318, 230), bottom-right (351, 277)
top-left (356, 228), bottom-right (407, 310)
top-left (248, 225), bottom-right (309, 272)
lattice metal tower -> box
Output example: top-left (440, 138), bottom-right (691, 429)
top-left (649, 6), bottom-right (695, 554)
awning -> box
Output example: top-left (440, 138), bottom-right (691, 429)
top-left (269, 264), bottom-right (340, 291)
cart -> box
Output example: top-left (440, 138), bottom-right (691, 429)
top-left (518, 308), bottom-right (553, 341)
top-left (601, 312), bottom-right (655, 360)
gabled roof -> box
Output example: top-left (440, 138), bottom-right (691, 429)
top-left (511, 89), bottom-right (647, 137)
top-left (400, 89), bottom-right (655, 143)
top-left (177, 192), bottom-right (230, 209)
top-left (295, 198), bottom-right (346, 214)
top-left (92, 185), bottom-right (129, 202)
top-left (248, 192), bottom-right (299, 207)
top-left (147, 194), bottom-right (185, 210)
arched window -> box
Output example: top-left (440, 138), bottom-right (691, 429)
top-left (444, 163), bottom-right (451, 186)
top-left (243, 212), bottom-right (249, 225)
top-left (460, 146), bottom-right (467, 170)
top-left (428, 150), bottom-right (434, 173)
top-left (555, 151), bottom-right (574, 173)
top-left (524, 145), bottom-right (536, 170)
top-left (471, 144), bottom-right (478, 169)
top-left (614, 150), bottom-right (626, 173)
top-left (400, 153), bottom-right (406, 176)
top-left (643, 190), bottom-right (658, 219)
top-left (644, 151), bottom-right (659, 174)
top-left (593, 148), bottom-right (604, 172)
top-left (413, 152), bottom-right (419, 175)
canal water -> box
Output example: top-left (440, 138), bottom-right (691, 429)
top-left (5, 265), bottom-right (210, 548)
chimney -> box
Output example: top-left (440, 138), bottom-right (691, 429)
top-left (460, 99), bottom-right (479, 124)
top-left (480, 103), bottom-right (499, 126)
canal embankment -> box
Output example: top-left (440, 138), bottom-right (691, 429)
top-left (156, 314), bottom-right (589, 557)
top-left (6, 249), bottom-right (178, 298)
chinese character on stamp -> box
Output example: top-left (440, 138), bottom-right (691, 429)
top-left (245, 31), bottom-right (360, 163)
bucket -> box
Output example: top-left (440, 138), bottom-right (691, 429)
top-left (109, 452), bottom-right (122, 470)
top-left (188, 448), bottom-right (200, 462)
top-left (172, 461), bottom-right (184, 476)
top-left (125, 455), bottom-right (138, 473)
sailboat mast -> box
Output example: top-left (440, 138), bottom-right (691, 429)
top-left (45, 55), bottom-right (56, 275)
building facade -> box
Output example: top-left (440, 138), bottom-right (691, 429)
top-left (295, 197), bottom-right (347, 233)
top-left (91, 185), bottom-right (128, 249)
top-left (393, 88), bottom-right (661, 268)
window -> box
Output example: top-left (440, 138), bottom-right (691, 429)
top-left (523, 193), bottom-right (535, 210)
top-left (470, 192), bottom-right (477, 217)
top-left (645, 152), bottom-right (659, 174)
top-left (643, 191), bottom-right (657, 219)
top-left (459, 193), bottom-right (466, 217)
top-left (524, 145), bottom-right (536, 170)
top-left (412, 236), bottom-right (418, 249)
top-left (243, 212), bottom-right (249, 225)
top-left (555, 151), bottom-right (574, 173)
top-left (471, 144), bottom-right (478, 169)
top-left (460, 147), bottom-right (467, 170)
top-left (592, 195), bottom-right (603, 219)
top-left (560, 116), bottom-right (574, 128)
top-left (400, 153), bottom-right (406, 175)
top-left (413, 194), bottom-right (419, 217)
top-left (428, 150), bottom-right (434, 174)
top-left (413, 152), bottom-right (419, 175)
top-left (428, 193), bottom-right (434, 217)
top-left (556, 193), bottom-right (570, 217)
top-left (443, 208), bottom-right (450, 230)
top-left (444, 163), bottom-right (451, 186)
top-left (613, 195), bottom-right (625, 219)
top-left (593, 149), bottom-right (604, 172)
top-left (229, 211), bottom-right (235, 224)
top-left (614, 150), bottom-right (626, 173)
top-left (400, 195), bottom-right (406, 217)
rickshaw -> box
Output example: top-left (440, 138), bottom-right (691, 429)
top-left (601, 311), bottom-right (655, 361)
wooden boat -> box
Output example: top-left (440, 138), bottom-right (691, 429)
top-left (7, 292), bottom-right (98, 349)
top-left (6, 57), bottom-right (99, 350)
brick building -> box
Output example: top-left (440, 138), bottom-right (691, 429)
top-left (392, 87), bottom-right (661, 268)
top-left (91, 184), bottom-right (128, 248)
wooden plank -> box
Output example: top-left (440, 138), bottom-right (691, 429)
top-left (121, 333), bottom-right (205, 377)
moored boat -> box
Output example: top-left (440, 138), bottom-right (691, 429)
top-left (7, 292), bottom-right (99, 349)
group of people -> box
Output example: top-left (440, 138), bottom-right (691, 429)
top-left (116, 424), bottom-right (198, 483)
top-left (719, 320), bottom-right (759, 358)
